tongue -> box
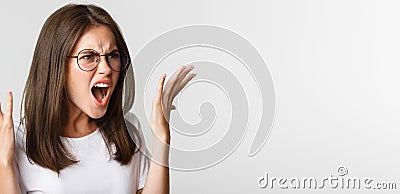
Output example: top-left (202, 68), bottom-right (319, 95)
top-left (92, 88), bottom-right (104, 102)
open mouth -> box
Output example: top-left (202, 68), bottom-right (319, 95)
top-left (91, 83), bottom-right (110, 106)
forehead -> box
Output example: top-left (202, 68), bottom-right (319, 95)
top-left (71, 25), bottom-right (118, 54)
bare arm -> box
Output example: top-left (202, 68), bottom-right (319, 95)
top-left (0, 162), bottom-right (21, 194)
top-left (139, 136), bottom-right (170, 194)
top-left (139, 66), bottom-right (195, 194)
top-left (0, 92), bottom-right (21, 194)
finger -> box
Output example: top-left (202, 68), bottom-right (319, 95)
top-left (0, 100), bottom-right (3, 120)
top-left (180, 65), bottom-right (194, 77)
top-left (5, 91), bottom-right (13, 118)
top-left (154, 74), bottom-right (167, 104)
top-left (180, 72), bottom-right (196, 87)
top-left (161, 66), bottom-right (184, 100)
top-left (170, 65), bottom-right (195, 93)
top-left (169, 65), bottom-right (194, 85)
top-left (168, 66), bottom-right (186, 84)
top-left (173, 73), bottom-right (197, 97)
top-left (175, 65), bottom-right (194, 82)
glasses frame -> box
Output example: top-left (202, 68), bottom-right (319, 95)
top-left (67, 49), bottom-right (130, 72)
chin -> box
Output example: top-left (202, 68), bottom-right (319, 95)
top-left (88, 108), bottom-right (108, 119)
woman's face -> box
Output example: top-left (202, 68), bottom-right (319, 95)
top-left (66, 25), bottom-right (120, 119)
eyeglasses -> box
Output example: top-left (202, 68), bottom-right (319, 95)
top-left (67, 49), bottom-right (130, 72)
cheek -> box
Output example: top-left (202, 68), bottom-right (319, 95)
top-left (66, 62), bottom-right (92, 98)
top-left (112, 72), bottom-right (120, 90)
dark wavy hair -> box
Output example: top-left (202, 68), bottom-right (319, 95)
top-left (20, 3), bottom-right (138, 173)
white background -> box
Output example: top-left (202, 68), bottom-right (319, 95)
top-left (1, 0), bottom-right (399, 193)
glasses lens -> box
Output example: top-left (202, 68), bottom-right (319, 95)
top-left (78, 50), bottom-right (98, 71)
top-left (108, 50), bottom-right (129, 71)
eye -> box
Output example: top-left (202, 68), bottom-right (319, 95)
top-left (82, 55), bottom-right (94, 60)
top-left (79, 52), bottom-right (96, 61)
top-left (107, 51), bottom-right (120, 59)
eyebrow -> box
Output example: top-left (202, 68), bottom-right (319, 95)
top-left (106, 49), bottom-right (119, 54)
top-left (83, 48), bottom-right (120, 54)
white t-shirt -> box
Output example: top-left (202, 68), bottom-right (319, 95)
top-left (14, 113), bottom-right (149, 194)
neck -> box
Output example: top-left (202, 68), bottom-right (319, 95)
top-left (62, 105), bottom-right (97, 138)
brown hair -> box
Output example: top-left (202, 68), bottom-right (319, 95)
top-left (21, 3), bottom-right (138, 173)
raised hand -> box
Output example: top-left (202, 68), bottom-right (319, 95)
top-left (0, 92), bottom-right (15, 165)
top-left (150, 65), bottom-right (196, 144)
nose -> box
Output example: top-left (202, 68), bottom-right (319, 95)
top-left (96, 56), bottom-right (112, 74)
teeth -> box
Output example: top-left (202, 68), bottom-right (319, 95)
top-left (92, 83), bottom-right (109, 101)
top-left (94, 83), bottom-right (109, 88)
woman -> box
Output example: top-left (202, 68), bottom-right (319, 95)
top-left (0, 3), bottom-right (195, 194)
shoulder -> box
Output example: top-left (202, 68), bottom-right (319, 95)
top-left (124, 112), bottom-right (146, 149)
top-left (124, 112), bottom-right (142, 140)
top-left (124, 112), bottom-right (141, 130)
